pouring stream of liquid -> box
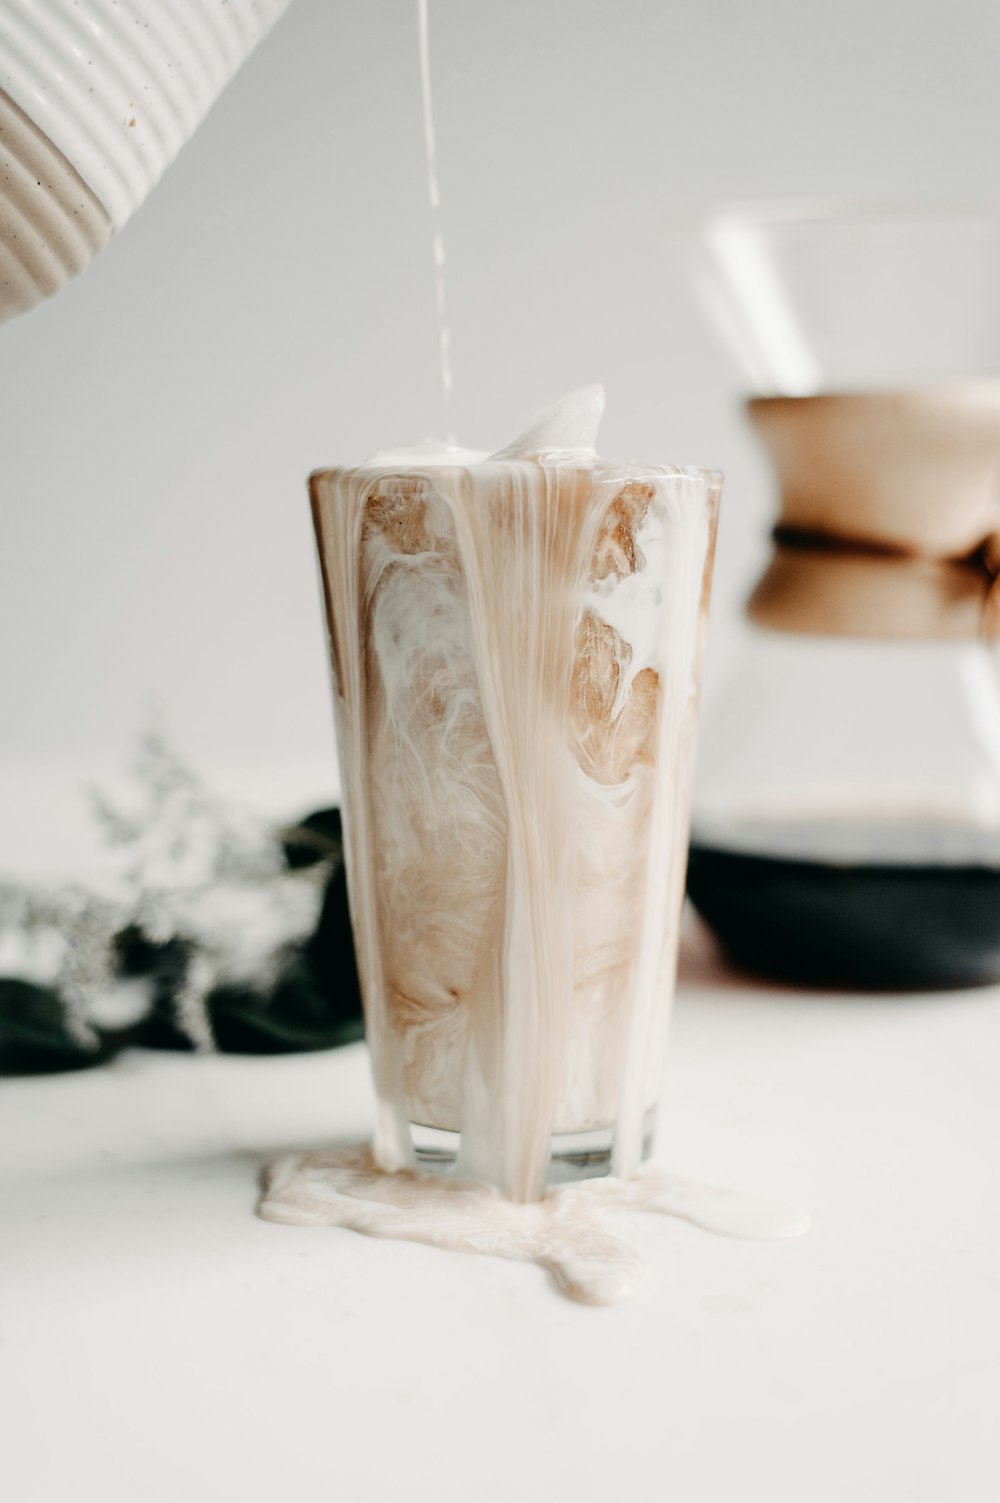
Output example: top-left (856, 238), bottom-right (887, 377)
top-left (417, 0), bottom-right (455, 439)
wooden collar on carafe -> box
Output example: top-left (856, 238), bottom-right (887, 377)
top-left (745, 387), bottom-right (1000, 640)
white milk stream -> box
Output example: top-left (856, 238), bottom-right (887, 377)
top-left (416, 0), bottom-right (454, 436)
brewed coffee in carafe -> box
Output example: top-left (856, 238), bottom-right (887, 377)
top-left (685, 207), bottom-right (1000, 987)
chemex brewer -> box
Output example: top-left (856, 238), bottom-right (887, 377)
top-left (685, 203), bottom-right (1000, 989)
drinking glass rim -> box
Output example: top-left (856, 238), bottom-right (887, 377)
top-left (310, 461), bottom-right (724, 489)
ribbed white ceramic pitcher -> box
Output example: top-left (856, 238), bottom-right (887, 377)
top-left (0, 0), bottom-right (290, 323)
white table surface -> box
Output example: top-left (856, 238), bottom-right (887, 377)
top-left (2, 919), bottom-right (998, 1503)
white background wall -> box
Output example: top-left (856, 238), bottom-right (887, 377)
top-left (2, 0), bottom-right (999, 817)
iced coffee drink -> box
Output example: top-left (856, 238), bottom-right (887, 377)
top-left (310, 388), bottom-right (719, 1202)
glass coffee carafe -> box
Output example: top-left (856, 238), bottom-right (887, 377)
top-left (684, 204), bottom-right (1000, 987)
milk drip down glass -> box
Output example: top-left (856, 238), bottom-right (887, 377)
top-left (309, 390), bottom-right (720, 1201)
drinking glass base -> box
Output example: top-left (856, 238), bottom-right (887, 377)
top-left (409, 1107), bottom-right (657, 1186)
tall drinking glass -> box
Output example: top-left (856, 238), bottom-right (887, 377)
top-left (310, 428), bottom-right (719, 1200)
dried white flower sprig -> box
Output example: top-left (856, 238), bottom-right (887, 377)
top-left (0, 731), bottom-right (337, 1064)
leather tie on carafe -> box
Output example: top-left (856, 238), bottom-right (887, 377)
top-left (744, 388), bottom-right (1000, 642)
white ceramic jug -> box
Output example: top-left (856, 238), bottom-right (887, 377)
top-left (0, 0), bottom-right (290, 323)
